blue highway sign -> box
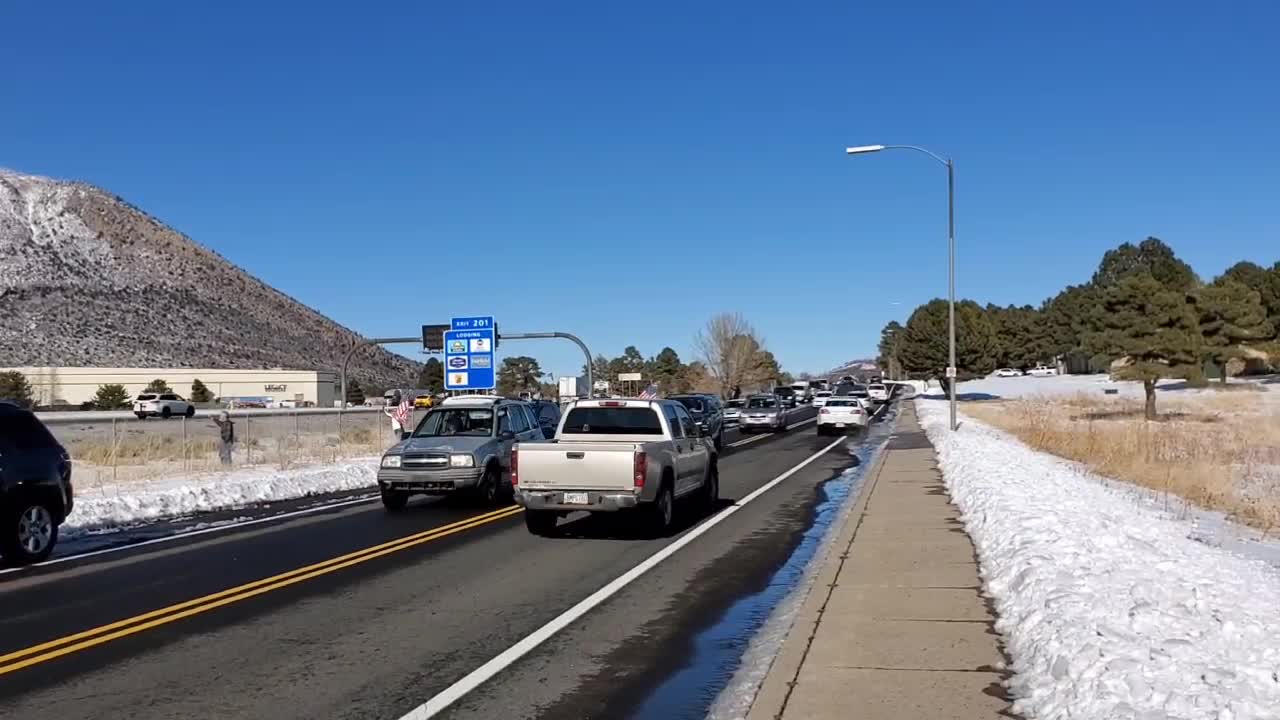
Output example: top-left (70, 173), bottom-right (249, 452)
top-left (444, 316), bottom-right (497, 391)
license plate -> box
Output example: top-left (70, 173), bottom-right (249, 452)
top-left (562, 492), bottom-right (590, 505)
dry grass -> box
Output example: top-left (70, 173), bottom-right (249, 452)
top-left (964, 391), bottom-right (1280, 534)
top-left (65, 422), bottom-right (389, 488)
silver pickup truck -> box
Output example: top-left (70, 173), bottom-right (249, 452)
top-left (512, 398), bottom-right (719, 536)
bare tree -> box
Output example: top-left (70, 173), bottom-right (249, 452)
top-left (694, 312), bottom-right (772, 397)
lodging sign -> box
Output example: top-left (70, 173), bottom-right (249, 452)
top-left (444, 316), bottom-right (497, 391)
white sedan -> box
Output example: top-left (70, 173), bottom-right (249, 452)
top-left (993, 368), bottom-right (1023, 378)
top-left (816, 398), bottom-right (868, 435)
top-left (812, 391), bottom-right (834, 408)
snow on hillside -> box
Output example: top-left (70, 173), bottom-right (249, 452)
top-left (917, 397), bottom-right (1280, 720)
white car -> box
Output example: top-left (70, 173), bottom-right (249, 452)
top-left (867, 384), bottom-right (888, 403)
top-left (723, 398), bottom-right (745, 424)
top-left (993, 368), bottom-right (1023, 377)
top-left (133, 392), bottom-right (195, 419)
top-left (812, 391), bottom-right (833, 408)
top-left (1026, 365), bottom-right (1059, 377)
top-left (816, 398), bottom-right (868, 435)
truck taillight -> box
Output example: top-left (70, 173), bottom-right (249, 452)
top-left (820, 408), bottom-right (830, 414)
top-left (510, 448), bottom-right (519, 486)
top-left (633, 450), bottom-right (647, 490)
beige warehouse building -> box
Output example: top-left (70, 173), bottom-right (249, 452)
top-left (7, 367), bottom-right (339, 408)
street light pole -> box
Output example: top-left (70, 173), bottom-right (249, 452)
top-left (846, 144), bottom-right (958, 430)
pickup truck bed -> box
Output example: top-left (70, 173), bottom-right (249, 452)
top-left (512, 399), bottom-right (718, 536)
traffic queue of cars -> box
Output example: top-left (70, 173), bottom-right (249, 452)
top-left (374, 382), bottom-right (891, 536)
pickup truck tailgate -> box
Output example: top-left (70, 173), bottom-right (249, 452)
top-left (517, 442), bottom-right (642, 492)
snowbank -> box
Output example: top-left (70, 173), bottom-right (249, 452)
top-left (66, 458), bottom-right (379, 535)
top-left (916, 398), bottom-right (1280, 720)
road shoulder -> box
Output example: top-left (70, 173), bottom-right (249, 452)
top-left (746, 402), bottom-right (1017, 720)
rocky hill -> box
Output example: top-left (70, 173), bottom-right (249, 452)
top-left (0, 169), bottom-right (420, 390)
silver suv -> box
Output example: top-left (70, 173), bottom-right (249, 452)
top-left (376, 395), bottom-right (546, 511)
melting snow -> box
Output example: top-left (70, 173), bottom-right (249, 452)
top-left (917, 398), bottom-right (1280, 720)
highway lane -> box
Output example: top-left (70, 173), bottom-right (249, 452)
top-left (19, 412), bottom-right (803, 567)
top-left (0, 406), bottom-right (846, 719)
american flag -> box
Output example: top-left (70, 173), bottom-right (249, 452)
top-left (393, 396), bottom-right (414, 426)
top-left (638, 383), bottom-right (659, 400)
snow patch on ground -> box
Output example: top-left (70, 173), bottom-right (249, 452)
top-left (917, 397), bottom-right (1280, 720)
top-left (955, 373), bottom-right (1278, 405)
top-left (65, 458), bottom-right (379, 535)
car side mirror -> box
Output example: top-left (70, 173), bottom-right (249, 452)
top-left (500, 430), bottom-right (516, 441)
top-left (401, 430), bottom-right (412, 441)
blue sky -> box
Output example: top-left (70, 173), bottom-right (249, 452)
top-left (4, 1), bottom-right (1278, 378)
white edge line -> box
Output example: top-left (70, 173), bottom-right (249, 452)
top-left (0, 494), bottom-right (377, 575)
top-left (401, 433), bottom-right (850, 719)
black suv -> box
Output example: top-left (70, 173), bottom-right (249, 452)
top-left (0, 402), bottom-right (73, 564)
top-left (669, 394), bottom-right (725, 450)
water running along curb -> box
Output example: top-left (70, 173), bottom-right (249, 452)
top-left (741, 412), bottom-right (895, 720)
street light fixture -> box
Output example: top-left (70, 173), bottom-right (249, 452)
top-left (844, 144), bottom-right (957, 431)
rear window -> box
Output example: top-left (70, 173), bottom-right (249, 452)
top-left (869, 385), bottom-right (885, 391)
top-left (673, 397), bottom-right (705, 413)
top-left (136, 394), bottom-right (157, 401)
top-left (562, 407), bottom-right (663, 435)
top-left (725, 399), bottom-right (745, 408)
top-left (746, 397), bottom-right (777, 409)
top-left (827, 399), bottom-right (858, 407)
top-left (816, 391), bottom-right (832, 397)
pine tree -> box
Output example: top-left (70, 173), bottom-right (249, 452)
top-left (190, 379), bottom-right (213, 403)
top-left (94, 383), bottom-right (131, 410)
top-left (497, 356), bottom-right (543, 397)
top-left (417, 358), bottom-right (444, 392)
top-left (648, 347), bottom-right (685, 394)
top-left (1196, 279), bottom-right (1276, 382)
top-left (1085, 274), bottom-right (1201, 419)
top-left (1092, 237), bottom-right (1199, 291)
top-left (345, 379), bottom-right (365, 406)
top-left (0, 371), bottom-right (35, 409)
top-left (898, 299), bottom-right (998, 388)
top-left (144, 378), bottom-right (173, 394)
top-left (877, 321), bottom-right (904, 378)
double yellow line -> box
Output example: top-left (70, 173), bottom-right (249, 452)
top-left (0, 505), bottom-right (523, 677)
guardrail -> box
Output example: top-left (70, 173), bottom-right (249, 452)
top-left (36, 406), bottom-right (384, 425)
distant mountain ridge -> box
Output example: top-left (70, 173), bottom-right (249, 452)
top-left (0, 169), bottom-right (420, 390)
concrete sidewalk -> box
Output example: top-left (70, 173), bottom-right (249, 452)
top-left (747, 403), bottom-right (1016, 720)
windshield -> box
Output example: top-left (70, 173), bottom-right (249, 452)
top-left (746, 397), bottom-right (777, 409)
top-left (562, 407), bottom-right (662, 435)
top-left (674, 397), bottom-right (705, 413)
top-left (725, 399), bottom-right (745, 408)
top-left (412, 408), bottom-right (494, 437)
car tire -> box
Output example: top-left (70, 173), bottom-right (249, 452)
top-left (648, 480), bottom-right (675, 536)
top-left (1, 498), bottom-right (59, 565)
top-left (184, 405), bottom-right (196, 418)
top-left (525, 509), bottom-right (558, 536)
top-left (713, 428), bottom-right (723, 452)
top-left (701, 462), bottom-right (719, 515)
top-left (381, 488), bottom-right (410, 512)
top-left (135, 412), bottom-right (146, 420)
top-left (475, 466), bottom-right (502, 507)
top-left (161, 406), bottom-right (172, 419)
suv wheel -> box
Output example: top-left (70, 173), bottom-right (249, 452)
top-left (184, 405), bottom-right (196, 418)
top-left (160, 406), bottom-right (172, 419)
top-left (135, 412), bottom-right (147, 420)
top-left (713, 428), bottom-right (723, 451)
top-left (475, 466), bottom-right (501, 506)
top-left (381, 488), bottom-right (409, 512)
top-left (2, 499), bottom-right (59, 565)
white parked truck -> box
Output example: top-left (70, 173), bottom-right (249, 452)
top-left (511, 398), bottom-right (718, 536)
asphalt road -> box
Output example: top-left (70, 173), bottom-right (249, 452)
top-left (0, 403), bottom-right (882, 720)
